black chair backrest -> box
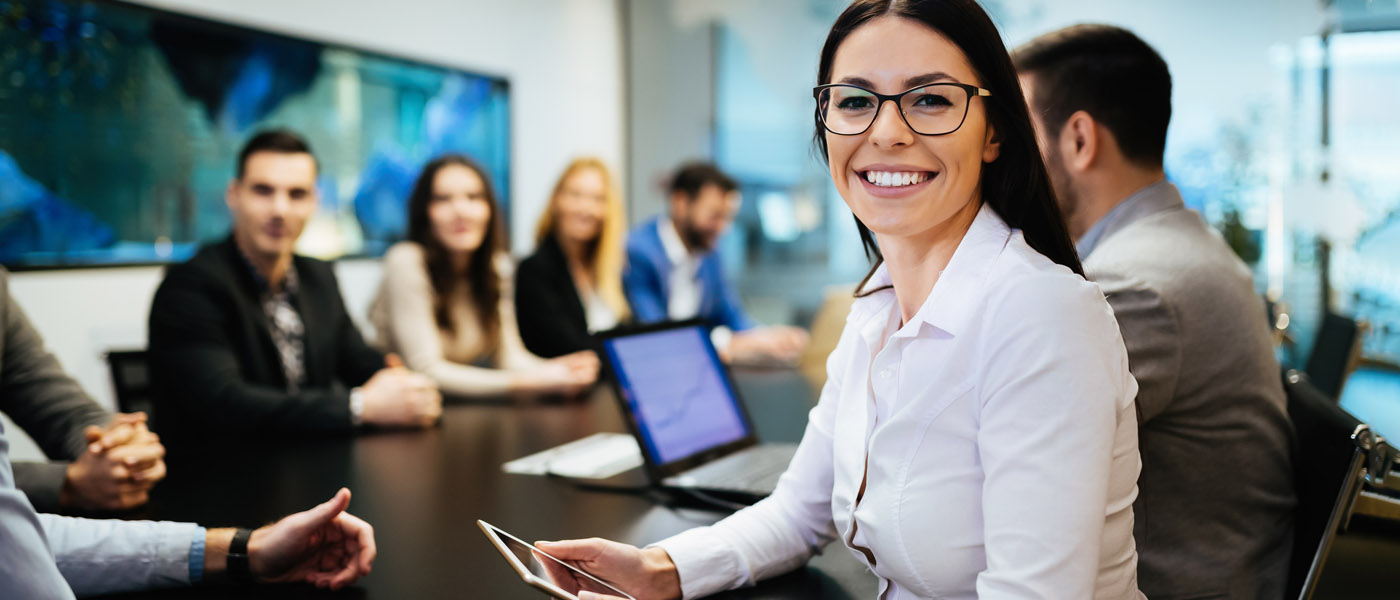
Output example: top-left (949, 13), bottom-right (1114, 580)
top-left (106, 350), bottom-right (154, 426)
top-left (1305, 311), bottom-right (1360, 400)
top-left (1284, 369), bottom-right (1370, 600)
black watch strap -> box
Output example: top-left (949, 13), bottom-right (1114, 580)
top-left (227, 528), bottom-right (254, 584)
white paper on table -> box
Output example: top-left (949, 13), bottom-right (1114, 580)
top-left (502, 432), bottom-right (643, 479)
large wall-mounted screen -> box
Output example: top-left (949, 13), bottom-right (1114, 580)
top-left (0, 0), bottom-right (511, 268)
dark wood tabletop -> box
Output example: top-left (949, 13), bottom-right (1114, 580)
top-left (104, 368), bottom-right (876, 599)
top-left (94, 366), bottom-right (1400, 599)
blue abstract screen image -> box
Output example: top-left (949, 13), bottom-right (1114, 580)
top-left (0, 0), bottom-right (510, 267)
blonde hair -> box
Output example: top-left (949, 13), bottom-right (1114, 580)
top-left (535, 157), bottom-right (631, 321)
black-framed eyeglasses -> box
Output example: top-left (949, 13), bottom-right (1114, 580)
top-left (813, 82), bottom-right (993, 136)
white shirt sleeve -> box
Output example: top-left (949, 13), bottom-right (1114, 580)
top-left (973, 274), bottom-right (1137, 598)
top-left (652, 340), bottom-right (846, 599)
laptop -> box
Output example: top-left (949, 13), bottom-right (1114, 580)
top-left (598, 320), bottom-right (798, 501)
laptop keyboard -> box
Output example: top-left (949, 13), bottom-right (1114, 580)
top-left (672, 445), bottom-right (797, 496)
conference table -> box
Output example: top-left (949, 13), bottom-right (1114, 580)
top-left (98, 365), bottom-right (1400, 599)
top-left (107, 368), bottom-right (877, 599)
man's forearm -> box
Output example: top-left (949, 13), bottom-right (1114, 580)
top-left (203, 527), bottom-right (235, 582)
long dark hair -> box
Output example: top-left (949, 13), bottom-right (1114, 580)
top-left (815, 0), bottom-right (1083, 290)
top-left (406, 154), bottom-right (505, 349)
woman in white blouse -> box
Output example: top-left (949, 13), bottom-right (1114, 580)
top-left (540, 0), bottom-right (1142, 598)
top-left (369, 154), bottom-right (599, 398)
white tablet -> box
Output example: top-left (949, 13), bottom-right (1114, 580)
top-left (477, 520), bottom-right (637, 600)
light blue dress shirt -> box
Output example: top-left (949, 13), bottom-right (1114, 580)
top-left (1075, 179), bottom-right (1176, 260)
top-left (1, 420), bottom-right (204, 597)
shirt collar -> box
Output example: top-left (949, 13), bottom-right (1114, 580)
top-left (1076, 179), bottom-right (1181, 259)
top-left (658, 217), bottom-right (694, 268)
top-left (852, 203), bottom-right (1010, 339)
top-left (236, 245), bottom-right (299, 296)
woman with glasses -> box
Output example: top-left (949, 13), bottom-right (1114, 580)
top-left (369, 155), bottom-right (598, 398)
top-left (515, 157), bottom-right (631, 358)
top-left (541, 1), bottom-right (1142, 598)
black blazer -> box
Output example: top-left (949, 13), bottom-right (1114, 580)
top-left (147, 236), bottom-right (383, 440)
top-left (515, 236), bottom-right (622, 358)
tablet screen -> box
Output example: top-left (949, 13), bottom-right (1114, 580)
top-left (479, 521), bottom-right (636, 600)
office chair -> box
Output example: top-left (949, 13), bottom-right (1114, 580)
top-left (1284, 368), bottom-right (1389, 599)
top-left (105, 349), bottom-right (155, 429)
top-left (1305, 311), bottom-right (1364, 400)
top-left (798, 283), bottom-right (857, 395)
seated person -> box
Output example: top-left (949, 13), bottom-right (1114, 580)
top-left (2, 267), bottom-right (166, 513)
top-left (516, 157), bottom-right (632, 357)
top-left (369, 154), bottom-right (598, 398)
top-left (1016, 25), bottom-right (1295, 598)
top-left (148, 130), bottom-right (441, 441)
top-left (624, 162), bottom-right (807, 363)
top-left (544, 4), bottom-right (1143, 597)
top-left (1, 422), bottom-right (375, 597)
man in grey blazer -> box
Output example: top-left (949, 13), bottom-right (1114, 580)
top-left (0, 267), bottom-right (167, 513)
top-left (1016, 26), bottom-right (1295, 599)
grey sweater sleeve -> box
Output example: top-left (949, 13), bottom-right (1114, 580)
top-left (12, 460), bottom-right (73, 513)
top-left (0, 268), bottom-right (114, 510)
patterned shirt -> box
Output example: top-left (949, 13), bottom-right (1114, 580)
top-left (241, 255), bottom-right (306, 393)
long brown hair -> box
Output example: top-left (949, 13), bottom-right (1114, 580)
top-left (815, 0), bottom-right (1084, 295)
top-left (406, 154), bottom-right (505, 349)
top-left (534, 157), bottom-right (631, 321)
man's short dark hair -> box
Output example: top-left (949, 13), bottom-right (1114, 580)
top-left (1013, 24), bottom-right (1171, 167)
top-left (236, 129), bottom-right (317, 179)
top-left (668, 161), bottom-right (737, 201)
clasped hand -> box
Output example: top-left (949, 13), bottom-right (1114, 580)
top-left (62, 412), bottom-right (166, 511)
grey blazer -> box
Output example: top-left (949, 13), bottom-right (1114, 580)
top-left (0, 268), bottom-right (112, 512)
top-left (1084, 183), bottom-right (1295, 599)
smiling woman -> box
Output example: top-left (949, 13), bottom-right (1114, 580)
top-left (368, 155), bottom-right (601, 399)
top-left (538, 2), bottom-right (1143, 599)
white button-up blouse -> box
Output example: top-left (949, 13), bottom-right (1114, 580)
top-left (656, 204), bottom-right (1142, 599)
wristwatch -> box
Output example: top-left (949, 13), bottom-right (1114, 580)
top-left (227, 528), bottom-right (254, 584)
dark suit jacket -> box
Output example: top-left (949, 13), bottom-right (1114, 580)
top-left (0, 268), bottom-right (111, 512)
top-left (147, 237), bottom-right (383, 442)
top-left (516, 235), bottom-right (608, 358)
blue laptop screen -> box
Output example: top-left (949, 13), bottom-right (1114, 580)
top-left (603, 326), bottom-right (751, 465)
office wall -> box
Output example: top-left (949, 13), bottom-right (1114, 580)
top-left (6, 0), bottom-right (624, 459)
top-left (623, 0), bottom-right (718, 222)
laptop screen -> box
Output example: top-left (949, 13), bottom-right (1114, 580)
top-left (602, 325), bottom-right (751, 465)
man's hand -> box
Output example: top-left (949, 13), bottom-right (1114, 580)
top-left (60, 412), bottom-right (166, 511)
top-left (728, 326), bottom-right (810, 364)
top-left (533, 538), bottom-right (681, 600)
top-left (247, 488), bottom-right (377, 591)
top-left (359, 366), bottom-right (442, 427)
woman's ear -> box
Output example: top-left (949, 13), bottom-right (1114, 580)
top-left (982, 120), bottom-right (1002, 163)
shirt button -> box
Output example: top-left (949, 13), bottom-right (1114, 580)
top-left (879, 369), bottom-right (893, 380)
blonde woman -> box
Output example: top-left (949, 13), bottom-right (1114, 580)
top-left (516, 157), bottom-right (632, 357)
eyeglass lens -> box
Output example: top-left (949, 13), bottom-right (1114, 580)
top-left (818, 85), bottom-right (971, 136)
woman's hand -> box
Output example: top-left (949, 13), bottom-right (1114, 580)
top-left (515, 351), bottom-right (600, 395)
top-left (534, 538), bottom-right (681, 600)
